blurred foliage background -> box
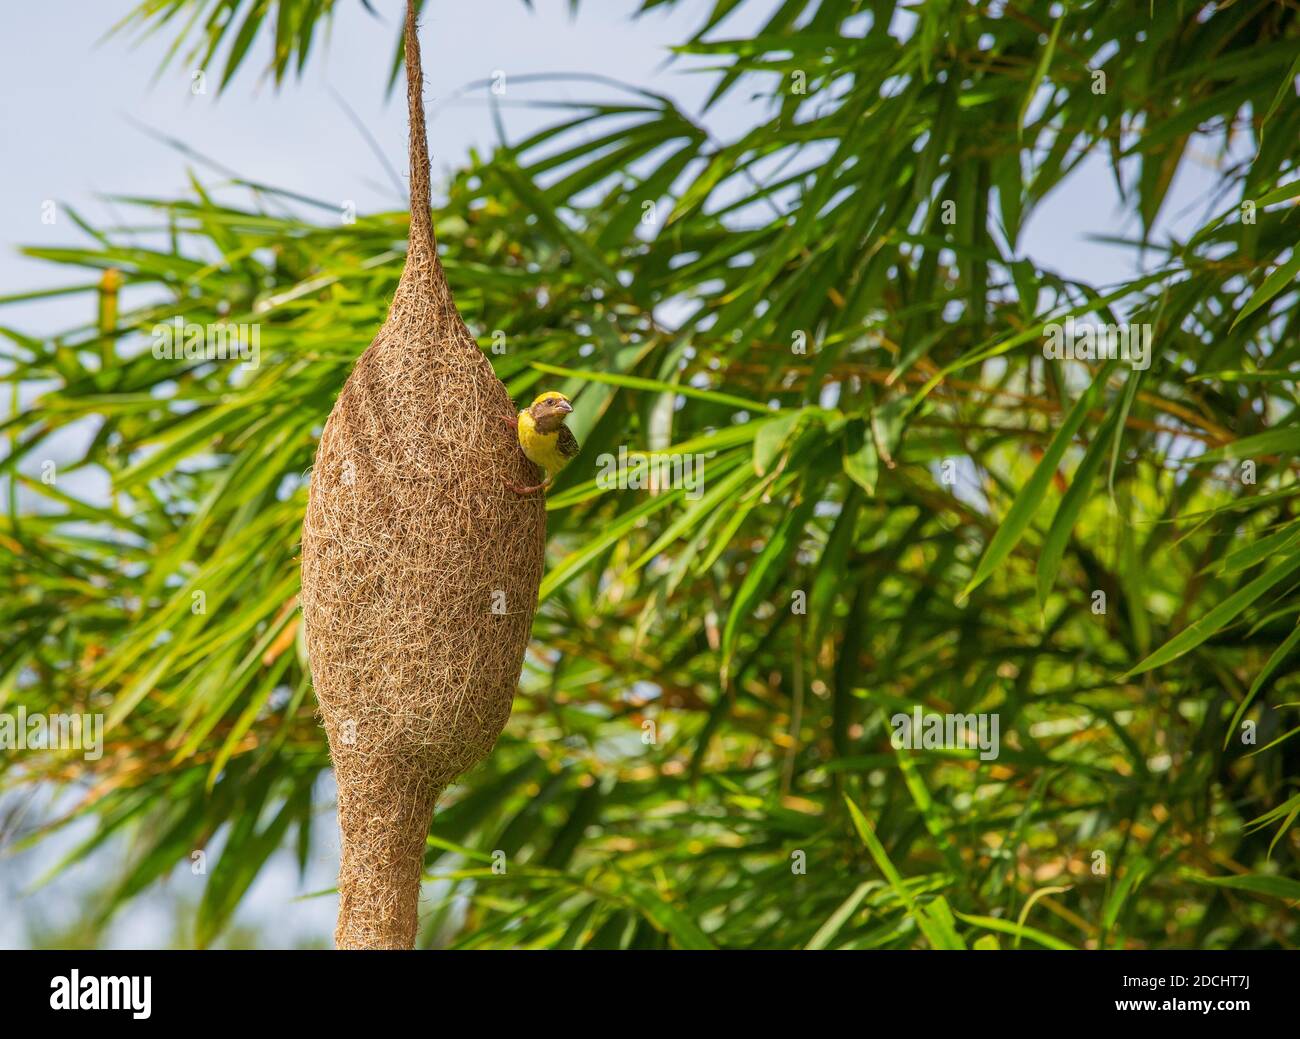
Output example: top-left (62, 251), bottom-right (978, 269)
top-left (2, 0), bottom-right (1299, 949)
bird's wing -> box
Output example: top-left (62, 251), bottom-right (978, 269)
top-left (557, 425), bottom-right (581, 459)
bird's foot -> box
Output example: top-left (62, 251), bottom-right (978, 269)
top-left (507, 478), bottom-right (550, 495)
top-left (499, 413), bottom-right (518, 430)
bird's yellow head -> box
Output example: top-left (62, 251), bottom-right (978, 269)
top-left (528, 391), bottom-right (573, 433)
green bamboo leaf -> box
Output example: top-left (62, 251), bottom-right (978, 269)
top-left (595, 143), bottom-right (699, 251)
top-left (1017, 14), bottom-right (1063, 143)
top-left (962, 362), bottom-right (1115, 601)
top-left (619, 878), bottom-right (716, 950)
top-left (720, 494), bottom-right (816, 679)
top-left (753, 410), bottom-right (803, 476)
top-left (808, 488), bottom-right (861, 648)
top-left (1246, 722), bottom-right (1300, 756)
top-left (1015, 885), bottom-right (1072, 949)
top-left (540, 488), bottom-right (684, 601)
top-left (1256, 178), bottom-right (1300, 207)
top-left (805, 881), bottom-right (875, 950)
top-left (841, 419), bottom-right (879, 496)
top-left (530, 361), bottom-right (773, 413)
top-left (1224, 620), bottom-right (1300, 749)
top-left (844, 796), bottom-right (961, 949)
top-left (1259, 54), bottom-right (1300, 139)
top-left (1036, 408), bottom-right (1120, 612)
top-left (1214, 521), bottom-right (1300, 576)
top-left (1231, 250), bottom-right (1300, 330)
top-left (843, 797), bottom-right (910, 898)
top-left (951, 911), bottom-right (1073, 951)
top-left (895, 750), bottom-right (959, 872)
top-left (1126, 549), bottom-right (1300, 677)
top-left (1189, 369), bottom-right (1299, 384)
top-left (1195, 425), bottom-right (1300, 463)
top-left (197, 781), bottom-right (304, 947)
top-left (624, 453), bottom-right (748, 574)
top-left (493, 159), bottom-right (621, 286)
top-left (1189, 872), bottom-right (1300, 902)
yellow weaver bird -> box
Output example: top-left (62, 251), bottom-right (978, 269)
top-left (501, 391), bottom-right (580, 494)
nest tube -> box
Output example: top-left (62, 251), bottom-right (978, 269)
top-left (299, 0), bottom-right (546, 949)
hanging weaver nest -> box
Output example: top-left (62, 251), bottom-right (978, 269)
top-left (299, 0), bottom-right (546, 949)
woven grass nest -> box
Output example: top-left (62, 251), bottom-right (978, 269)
top-left (299, 0), bottom-right (546, 949)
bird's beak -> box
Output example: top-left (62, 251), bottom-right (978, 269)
top-left (557, 400), bottom-right (573, 413)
